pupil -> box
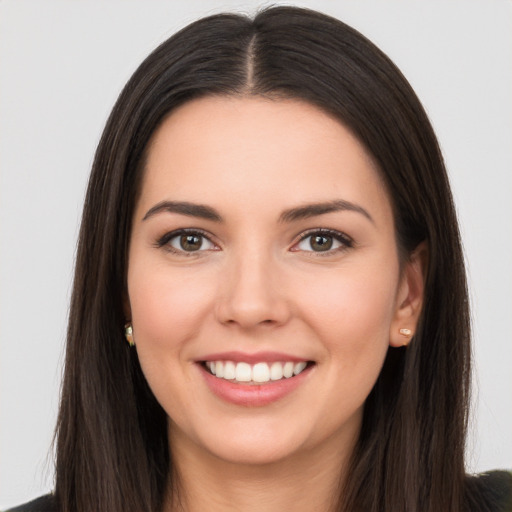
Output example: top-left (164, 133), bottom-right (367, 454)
top-left (181, 234), bottom-right (202, 251)
top-left (311, 235), bottom-right (332, 251)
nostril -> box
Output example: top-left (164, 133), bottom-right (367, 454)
top-left (214, 285), bottom-right (292, 328)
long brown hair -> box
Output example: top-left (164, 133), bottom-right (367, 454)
top-left (56, 6), bottom-right (476, 511)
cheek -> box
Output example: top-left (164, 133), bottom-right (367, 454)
top-left (297, 265), bottom-right (398, 377)
top-left (126, 263), bottom-right (218, 422)
top-left (303, 269), bottom-right (397, 334)
top-left (127, 262), bottom-right (215, 357)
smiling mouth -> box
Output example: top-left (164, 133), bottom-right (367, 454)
top-left (202, 360), bottom-right (314, 384)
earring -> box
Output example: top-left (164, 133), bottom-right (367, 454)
top-left (124, 323), bottom-right (134, 347)
top-left (399, 328), bottom-right (412, 346)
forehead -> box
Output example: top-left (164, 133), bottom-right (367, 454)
top-left (138, 96), bottom-right (392, 223)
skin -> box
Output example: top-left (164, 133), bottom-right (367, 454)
top-left (127, 96), bottom-right (425, 512)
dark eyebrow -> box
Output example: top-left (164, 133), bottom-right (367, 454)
top-left (142, 201), bottom-right (223, 222)
top-left (279, 200), bottom-right (374, 224)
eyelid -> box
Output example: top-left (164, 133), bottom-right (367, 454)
top-left (154, 227), bottom-right (353, 255)
top-left (290, 228), bottom-right (354, 254)
top-left (155, 228), bottom-right (220, 254)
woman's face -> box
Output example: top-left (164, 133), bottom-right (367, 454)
top-left (127, 96), bottom-right (423, 466)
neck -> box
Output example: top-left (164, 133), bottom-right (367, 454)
top-left (164, 428), bottom-right (356, 512)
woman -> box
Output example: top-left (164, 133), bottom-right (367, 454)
top-left (6, 6), bottom-right (511, 512)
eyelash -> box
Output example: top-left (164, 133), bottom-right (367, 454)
top-left (291, 228), bottom-right (354, 256)
top-left (155, 228), bottom-right (218, 256)
top-left (155, 228), bottom-right (354, 256)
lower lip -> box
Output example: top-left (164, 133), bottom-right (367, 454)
top-left (199, 363), bottom-right (313, 407)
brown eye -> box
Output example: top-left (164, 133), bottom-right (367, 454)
top-left (180, 234), bottom-right (203, 251)
top-left (293, 230), bottom-right (353, 254)
top-left (310, 235), bottom-right (333, 251)
top-left (162, 231), bottom-right (216, 253)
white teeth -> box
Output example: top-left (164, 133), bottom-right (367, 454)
top-left (270, 362), bottom-right (283, 381)
top-left (223, 361), bottom-right (236, 380)
top-left (293, 361), bottom-right (307, 375)
top-left (252, 362), bottom-right (270, 383)
top-left (235, 362), bottom-right (252, 382)
top-left (283, 362), bottom-right (294, 378)
top-left (205, 360), bottom-right (309, 383)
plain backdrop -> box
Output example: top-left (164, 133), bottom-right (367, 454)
top-left (1, 0), bottom-right (511, 508)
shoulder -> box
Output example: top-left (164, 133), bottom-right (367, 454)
top-left (465, 470), bottom-right (512, 512)
top-left (4, 494), bottom-right (57, 512)
top-left (4, 476), bottom-right (511, 512)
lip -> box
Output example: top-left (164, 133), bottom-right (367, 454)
top-left (197, 359), bottom-right (314, 407)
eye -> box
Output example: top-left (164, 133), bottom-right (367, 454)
top-left (292, 229), bottom-right (353, 254)
top-left (157, 229), bottom-right (217, 254)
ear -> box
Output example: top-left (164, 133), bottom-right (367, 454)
top-left (389, 241), bottom-right (428, 347)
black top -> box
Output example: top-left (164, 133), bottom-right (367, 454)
top-left (5, 495), bottom-right (55, 512)
top-left (5, 471), bottom-right (512, 511)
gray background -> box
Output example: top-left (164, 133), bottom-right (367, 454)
top-left (1, 0), bottom-right (511, 508)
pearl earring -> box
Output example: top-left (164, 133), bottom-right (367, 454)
top-left (124, 323), bottom-right (134, 347)
top-left (399, 328), bottom-right (412, 346)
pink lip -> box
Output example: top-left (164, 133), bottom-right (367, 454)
top-left (198, 362), bottom-right (314, 407)
top-left (196, 351), bottom-right (309, 364)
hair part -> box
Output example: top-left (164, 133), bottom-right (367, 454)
top-left (55, 6), bottom-right (477, 512)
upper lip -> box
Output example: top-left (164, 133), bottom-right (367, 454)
top-left (196, 351), bottom-right (311, 364)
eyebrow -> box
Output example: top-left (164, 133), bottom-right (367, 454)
top-left (142, 199), bottom-right (373, 224)
top-left (142, 201), bottom-right (223, 222)
top-left (278, 200), bottom-right (374, 224)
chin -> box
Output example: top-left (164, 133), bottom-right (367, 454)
top-left (207, 437), bottom-right (305, 466)
top-left (172, 416), bottom-right (315, 467)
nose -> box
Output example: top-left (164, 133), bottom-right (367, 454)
top-left (215, 250), bottom-right (291, 329)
